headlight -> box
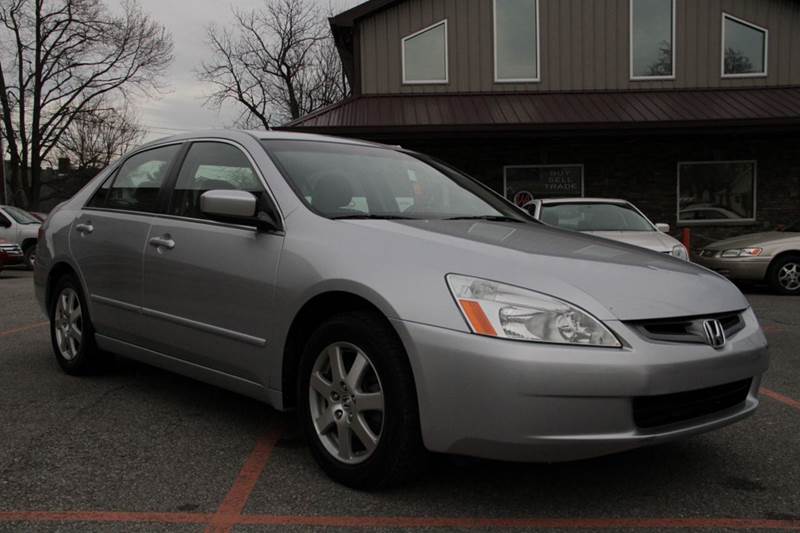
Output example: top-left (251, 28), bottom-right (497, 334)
top-left (446, 274), bottom-right (621, 347)
top-left (671, 244), bottom-right (689, 261)
top-left (721, 248), bottom-right (763, 258)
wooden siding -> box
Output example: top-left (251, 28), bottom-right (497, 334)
top-left (357, 0), bottom-right (800, 94)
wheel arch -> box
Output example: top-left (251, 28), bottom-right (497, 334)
top-left (45, 261), bottom-right (83, 313)
top-left (281, 289), bottom-right (409, 411)
top-left (768, 250), bottom-right (800, 269)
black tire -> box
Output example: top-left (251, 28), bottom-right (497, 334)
top-left (766, 255), bottom-right (800, 295)
top-left (49, 274), bottom-right (106, 375)
top-left (23, 243), bottom-right (36, 270)
top-left (298, 311), bottom-right (427, 489)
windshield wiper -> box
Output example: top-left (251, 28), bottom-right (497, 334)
top-left (330, 214), bottom-right (414, 220)
top-left (444, 215), bottom-right (526, 223)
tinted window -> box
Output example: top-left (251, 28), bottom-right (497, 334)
top-left (540, 203), bottom-right (654, 232)
top-left (170, 142), bottom-right (271, 220)
top-left (403, 21), bottom-right (447, 83)
top-left (106, 145), bottom-right (180, 212)
top-left (631, 0), bottom-right (674, 78)
top-left (263, 140), bottom-right (526, 221)
top-left (495, 0), bottom-right (539, 81)
top-left (723, 15), bottom-right (767, 75)
top-left (678, 161), bottom-right (756, 223)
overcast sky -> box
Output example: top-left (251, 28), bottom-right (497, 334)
top-left (122, 0), bottom-right (363, 141)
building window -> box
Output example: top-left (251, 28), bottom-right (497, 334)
top-left (722, 14), bottom-right (767, 78)
top-left (504, 164), bottom-right (584, 206)
top-left (402, 20), bottom-right (448, 84)
top-left (630, 0), bottom-right (675, 80)
top-left (678, 161), bottom-right (757, 224)
top-left (494, 0), bottom-right (540, 82)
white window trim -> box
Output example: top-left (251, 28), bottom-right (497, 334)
top-left (493, 0), bottom-right (541, 83)
top-left (629, 0), bottom-right (676, 81)
top-left (676, 160), bottom-right (758, 225)
top-left (502, 164), bottom-right (585, 201)
top-left (721, 13), bottom-right (768, 79)
top-left (401, 19), bottom-right (449, 85)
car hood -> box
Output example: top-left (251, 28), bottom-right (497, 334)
top-left (581, 230), bottom-right (678, 253)
top-left (351, 219), bottom-right (748, 321)
top-left (706, 231), bottom-right (794, 250)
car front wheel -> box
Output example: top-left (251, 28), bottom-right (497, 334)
top-left (298, 311), bottom-right (426, 489)
top-left (767, 255), bottom-right (800, 295)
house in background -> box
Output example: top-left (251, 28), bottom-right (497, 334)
top-left (283, 0), bottom-right (800, 245)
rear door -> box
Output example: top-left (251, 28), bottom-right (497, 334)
top-left (70, 143), bottom-right (183, 345)
top-left (140, 141), bottom-right (284, 383)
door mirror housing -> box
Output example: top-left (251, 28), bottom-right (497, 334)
top-left (200, 190), bottom-right (280, 232)
top-left (201, 190), bottom-right (257, 219)
top-left (655, 223), bottom-right (670, 233)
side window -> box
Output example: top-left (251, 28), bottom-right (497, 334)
top-left (169, 142), bottom-right (270, 220)
top-left (86, 170), bottom-right (118, 208)
top-left (0, 211), bottom-right (11, 228)
top-left (105, 145), bottom-right (180, 213)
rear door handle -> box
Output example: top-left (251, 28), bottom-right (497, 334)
top-left (149, 236), bottom-right (175, 250)
top-left (75, 223), bottom-right (94, 234)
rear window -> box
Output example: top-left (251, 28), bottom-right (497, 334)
top-left (540, 202), bottom-right (654, 232)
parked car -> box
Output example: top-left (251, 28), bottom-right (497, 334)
top-left (680, 205), bottom-right (744, 221)
top-left (696, 222), bottom-right (800, 295)
top-left (35, 131), bottom-right (768, 489)
top-left (524, 198), bottom-right (689, 260)
top-left (0, 239), bottom-right (25, 273)
top-left (0, 205), bottom-right (41, 268)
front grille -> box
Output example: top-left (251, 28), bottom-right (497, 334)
top-left (630, 312), bottom-right (745, 344)
top-left (633, 378), bottom-right (752, 429)
top-left (0, 244), bottom-right (22, 254)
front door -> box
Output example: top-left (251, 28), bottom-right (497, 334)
top-left (70, 143), bottom-right (182, 345)
top-left (140, 141), bottom-right (284, 383)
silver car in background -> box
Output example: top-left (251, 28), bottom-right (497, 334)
top-left (525, 198), bottom-right (689, 260)
top-left (696, 222), bottom-right (800, 295)
top-left (35, 131), bottom-right (768, 489)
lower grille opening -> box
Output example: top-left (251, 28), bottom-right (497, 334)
top-left (633, 378), bottom-right (752, 429)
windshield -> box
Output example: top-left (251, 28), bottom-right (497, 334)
top-left (540, 202), bottom-right (654, 232)
top-left (262, 140), bottom-right (527, 221)
top-left (3, 206), bottom-right (40, 225)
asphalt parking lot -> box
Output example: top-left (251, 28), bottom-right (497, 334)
top-left (0, 269), bottom-right (798, 532)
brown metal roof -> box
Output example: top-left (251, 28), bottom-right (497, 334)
top-left (282, 87), bottom-right (800, 134)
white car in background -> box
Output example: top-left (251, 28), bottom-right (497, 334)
top-left (0, 205), bottom-right (41, 268)
top-left (525, 198), bottom-right (689, 260)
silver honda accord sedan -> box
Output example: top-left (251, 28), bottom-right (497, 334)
top-left (34, 130), bottom-right (768, 489)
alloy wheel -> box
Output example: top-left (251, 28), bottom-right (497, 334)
top-left (308, 342), bottom-right (385, 464)
top-left (778, 262), bottom-right (800, 291)
top-left (54, 288), bottom-right (82, 361)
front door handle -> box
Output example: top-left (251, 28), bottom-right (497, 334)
top-left (149, 236), bottom-right (175, 250)
top-left (75, 222), bottom-right (94, 234)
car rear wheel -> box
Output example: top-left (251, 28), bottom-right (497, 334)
top-left (23, 243), bottom-right (36, 269)
top-left (298, 311), bottom-right (427, 489)
top-left (50, 275), bottom-right (106, 374)
top-left (767, 255), bottom-right (800, 295)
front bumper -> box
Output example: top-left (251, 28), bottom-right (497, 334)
top-left (695, 255), bottom-right (771, 281)
top-left (392, 308), bottom-right (769, 462)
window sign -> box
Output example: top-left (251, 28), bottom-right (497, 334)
top-left (678, 161), bottom-right (756, 223)
top-left (504, 165), bottom-right (584, 206)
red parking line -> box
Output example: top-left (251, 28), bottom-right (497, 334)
top-left (204, 426), bottom-right (284, 533)
top-left (0, 321), bottom-right (48, 337)
top-left (0, 511), bottom-right (209, 524)
top-left (763, 388), bottom-right (800, 412)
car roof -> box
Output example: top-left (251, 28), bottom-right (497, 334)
top-left (538, 197), bottom-right (630, 205)
top-left (134, 129), bottom-right (389, 153)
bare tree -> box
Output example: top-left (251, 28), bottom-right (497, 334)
top-left (55, 99), bottom-right (143, 172)
top-left (0, 0), bottom-right (173, 208)
top-left (198, 0), bottom-right (349, 129)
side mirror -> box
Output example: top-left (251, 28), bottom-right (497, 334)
top-left (200, 190), bottom-right (280, 232)
top-left (655, 223), bottom-right (670, 233)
